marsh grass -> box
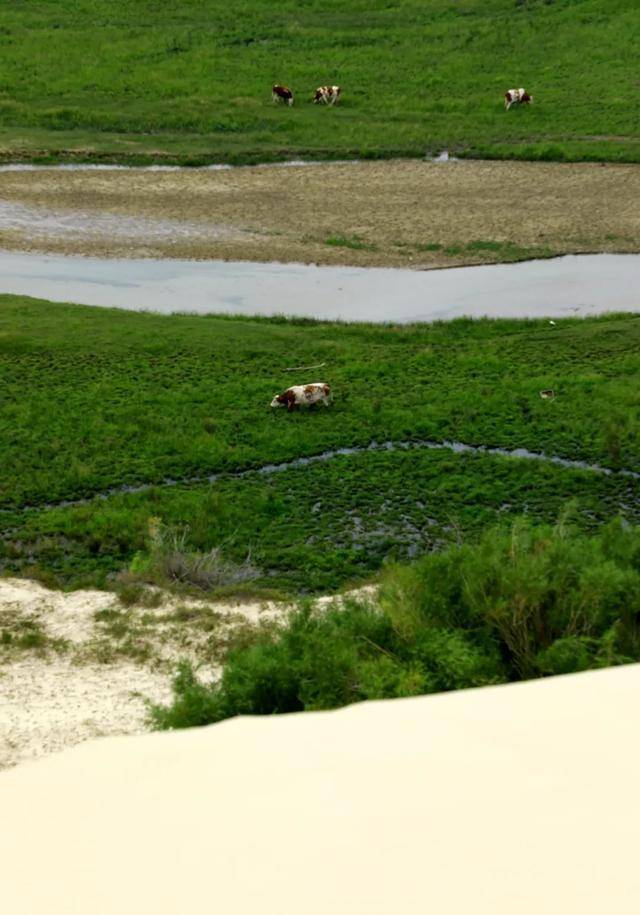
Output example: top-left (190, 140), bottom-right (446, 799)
top-left (325, 235), bottom-right (377, 251)
top-left (3, 446), bottom-right (639, 594)
top-left (128, 517), bottom-right (260, 592)
top-left (0, 613), bottom-right (69, 658)
top-left (2, 296), bottom-right (640, 593)
top-left (3, 296), bottom-right (640, 513)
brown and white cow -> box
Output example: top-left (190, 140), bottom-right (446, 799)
top-left (313, 85), bottom-right (341, 106)
top-left (504, 87), bottom-right (533, 110)
top-left (272, 84), bottom-right (294, 106)
top-left (270, 383), bottom-right (331, 411)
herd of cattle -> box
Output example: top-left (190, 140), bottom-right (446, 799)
top-left (269, 83), bottom-right (532, 412)
top-left (273, 83), bottom-right (533, 110)
top-left (272, 84), bottom-right (341, 106)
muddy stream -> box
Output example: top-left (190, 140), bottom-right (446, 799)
top-left (1, 250), bottom-right (639, 322)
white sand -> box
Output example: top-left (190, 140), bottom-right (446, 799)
top-left (0, 577), bottom-right (372, 769)
top-left (1, 663), bottom-right (638, 914)
top-left (0, 577), bottom-right (289, 768)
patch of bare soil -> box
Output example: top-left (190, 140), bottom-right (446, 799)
top-left (0, 577), bottom-right (290, 769)
top-left (0, 159), bottom-right (638, 267)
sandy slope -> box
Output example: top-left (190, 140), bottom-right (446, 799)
top-left (0, 577), bottom-right (288, 769)
top-left (0, 663), bottom-right (638, 914)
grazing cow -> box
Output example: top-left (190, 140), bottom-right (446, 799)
top-left (504, 87), bottom-right (533, 110)
top-left (272, 84), bottom-right (294, 106)
top-left (313, 85), bottom-right (341, 106)
top-left (270, 383), bottom-right (332, 411)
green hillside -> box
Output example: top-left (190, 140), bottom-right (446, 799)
top-left (0, 0), bottom-right (637, 164)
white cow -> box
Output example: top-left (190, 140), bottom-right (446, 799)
top-left (313, 85), bottom-right (341, 106)
top-left (504, 87), bottom-right (533, 110)
top-left (270, 383), bottom-right (332, 411)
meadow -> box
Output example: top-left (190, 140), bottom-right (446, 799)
top-left (2, 294), bottom-right (640, 593)
top-left (0, 0), bottom-right (638, 164)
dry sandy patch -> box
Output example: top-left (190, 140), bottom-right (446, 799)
top-left (0, 576), bottom-right (289, 769)
top-left (0, 159), bottom-right (638, 266)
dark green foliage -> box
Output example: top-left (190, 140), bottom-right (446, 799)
top-left (149, 598), bottom-right (504, 729)
top-left (324, 235), bottom-right (377, 251)
top-left (150, 519), bottom-right (640, 729)
top-left (380, 517), bottom-right (640, 678)
top-left (0, 1), bottom-right (637, 163)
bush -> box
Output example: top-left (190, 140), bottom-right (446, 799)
top-left (380, 516), bottom-right (640, 678)
top-left (150, 517), bottom-right (640, 730)
top-left (149, 597), bottom-right (505, 729)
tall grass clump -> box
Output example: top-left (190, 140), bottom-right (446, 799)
top-left (129, 517), bottom-right (259, 592)
top-left (150, 517), bottom-right (640, 730)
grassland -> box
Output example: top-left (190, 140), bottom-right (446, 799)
top-left (1, 159), bottom-right (638, 266)
top-left (2, 295), bottom-right (640, 593)
top-left (0, 1), bottom-right (638, 165)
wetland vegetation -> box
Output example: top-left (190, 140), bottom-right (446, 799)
top-left (2, 0), bottom-right (640, 750)
top-left (2, 295), bottom-right (639, 597)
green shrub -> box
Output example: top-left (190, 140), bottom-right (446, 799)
top-left (151, 517), bottom-right (640, 730)
top-left (380, 516), bottom-right (640, 678)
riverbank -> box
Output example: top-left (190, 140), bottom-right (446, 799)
top-left (0, 160), bottom-right (638, 267)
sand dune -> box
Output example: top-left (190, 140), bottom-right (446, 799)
top-left (1, 663), bottom-right (638, 913)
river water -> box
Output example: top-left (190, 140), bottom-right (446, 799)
top-left (0, 251), bottom-right (638, 322)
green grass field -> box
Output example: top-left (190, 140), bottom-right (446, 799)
top-left (2, 295), bottom-right (640, 592)
top-left (0, 0), bottom-right (638, 164)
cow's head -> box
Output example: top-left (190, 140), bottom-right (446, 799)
top-left (312, 89), bottom-right (323, 104)
top-left (270, 391), bottom-right (289, 408)
top-left (521, 92), bottom-right (533, 104)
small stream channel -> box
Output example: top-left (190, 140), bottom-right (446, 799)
top-left (5, 438), bottom-right (639, 517)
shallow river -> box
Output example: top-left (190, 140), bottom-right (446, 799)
top-left (0, 251), bottom-right (638, 322)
